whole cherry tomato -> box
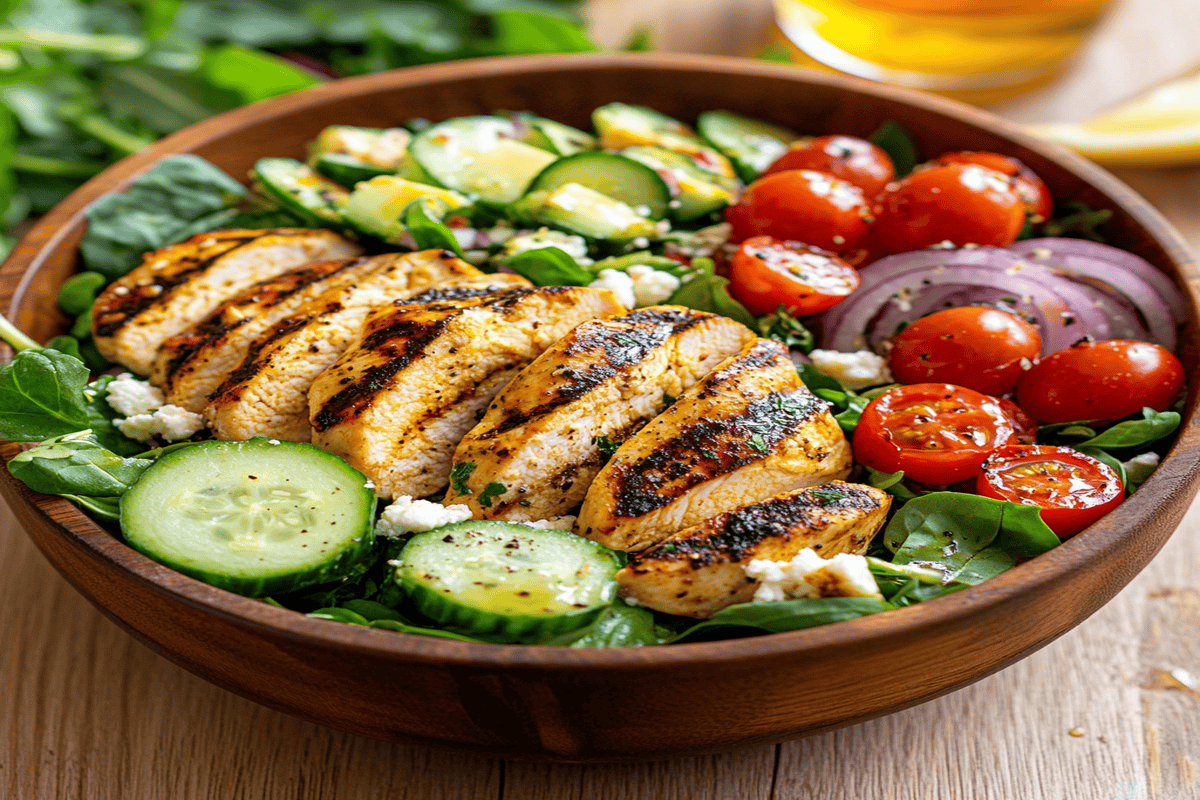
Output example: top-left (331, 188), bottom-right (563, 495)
top-left (976, 445), bottom-right (1125, 538)
top-left (724, 169), bottom-right (872, 252)
top-left (728, 236), bottom-right (860, 316)
top-left (1016, 339), bottom-right (1185, 423)
top-left (929, 151), bottom-right (1053, 222)
top-left (763, 135), bottom-right (896, 196)
top-left (853, 383), bottom-right (1018, 485)
top-left (871, 164), bottom-right (1025, 253)
top-left (887, 306), bottom-right (1042, 396)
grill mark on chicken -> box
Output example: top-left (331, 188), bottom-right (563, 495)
top-left (632, 484), bottom-right (885, 568)
top-left (93, 234), bottom-right (260, 337)
top-left (608, 388), bottom-right (827, 519)
top-left (476, 307), bottom-right (709, 440)
top-left (209, 314), bottom-right (316, 402)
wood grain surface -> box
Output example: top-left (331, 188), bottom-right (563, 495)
top-left (4, 0), bottom-right (1200, 796)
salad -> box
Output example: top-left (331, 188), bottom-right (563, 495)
top-left (0, 103), bottom-right (1185, 648)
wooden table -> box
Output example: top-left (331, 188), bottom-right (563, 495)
top-left (4, 0), bottom-right (1200, 796)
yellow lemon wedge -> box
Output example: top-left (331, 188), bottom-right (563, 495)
top-left (1026, 67), bottom-right (1200, 167)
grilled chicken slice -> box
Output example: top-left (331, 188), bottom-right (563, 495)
top-left (615, 482), bottom-right (889, 618)
top-left (309, 286), bottom-right (625, 499)
top-left (152, 254), bottom-right (403, 412)
top-left (444, 306), bottom-right (755, 520)
top-left (576, 338), bottom-right (852, 552)
top-left (92, 229), bottom-right (362, 374)
top-left (205, 251), bottom-right (526, 443)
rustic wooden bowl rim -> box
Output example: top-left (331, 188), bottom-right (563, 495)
top-left (5, 52), bottom-right (1199, 672)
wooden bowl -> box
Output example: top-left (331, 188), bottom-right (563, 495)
top-left (2, 53), bottom-right (1198, 762)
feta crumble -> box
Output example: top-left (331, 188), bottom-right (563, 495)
top-left (526, 515), bottom-right (576, 531)
top-left (503, 228), bottom-right (592, 264)
top-left (105, 373), bottom-right (166, 417)
top-left (589, 268), bottom-right (636, 309)
top-left (376, 496), bottom-right (473, 538)
top-left (627, 264), bottom-right (681, 307)
top-left (745, 548), bottom-right (881, 602)
top-left (808, 349), bottom-right (893, 390)
top-left (115, 404), bottom-right (204, 442)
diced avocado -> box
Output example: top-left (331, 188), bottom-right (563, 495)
top-left (696, 110), bottom-right (799, 183)
top-left (593, 103), bottom-right (737, 179)
top-left (515, 183), bottom-right (662, 243)
top-left (409, 116), bottom-right (559, 203)
top-left (620, 145), bottom-right (739, 222)
top-left (341, 175), bottom-right (469, 243)
top-left (307, 126), bottom-right (410, 168)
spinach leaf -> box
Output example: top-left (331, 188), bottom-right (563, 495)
top-left (670, 597), bottom-right (892, 641)
top-left (1076, 446), bottom-right (1127, 489)
top-left (7, 432), bottom-right (153, 499)
top-left (1040, 201), bottom-right (1113, 242)
top-left (368, 618), bottom-right (496, 643)
top-left (757, 306), bottom-right (815, 354)
top-left (1121, 454), bottom-right (1159, 494)
top-left (63, 494), bottom-right (123, 521)
top-left (403, 198), bottom-right (465, 257)
top-left (667, 273), bottom-right (756, 328)
top-left (0, 348), bottom-right (92, 441)
top-left (866, 558), bottom-right (969, 605)
top-left (540, 601), bottom-right (664, 647)
top-left (83, 374), bottom-right (149, 456)
top-left (797, 363), bottom-right (866, 434)
top-left (505, 246), bottom-right (593, 286)
top-left (308, 607), bottom-right (371, 625)
top-left (864, 467), bottom-right (920, 503)
top-left (1037, 420), bottom-right (1099, 445)
top-left (1075, 408), bottom-right (1179, 452)
top-left (884, 492), bottom-right (1059, 585)
top-left (869, 121), bottom-right (918, 177)
top-left (79, 155), bottom-right (247, 279)
top-left (57, 271), bottom-right (108, 316)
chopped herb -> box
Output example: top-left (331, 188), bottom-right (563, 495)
top-left (519, 499), bottom-right (532, 508)
top-left (477, 482), bottom-right (506, 508)
top-left (662, 393), bottom-right (677, 406)
top-left (746, 433), bottom-right (768, 454)
top-left (700, 449), bottom-right (718, 460)
top-left (594, 435), bottom-right (620, 457)
top-left (807, 487), bottom-right (847, 502)
top-left (757, 306), bottom-right (815, 354)
top-left (449, 462), bottom-right (477, 495)
top-left (662, 543), bottom-right (678, 553)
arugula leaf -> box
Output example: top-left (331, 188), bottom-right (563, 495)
top-left (671, 597), bottom-right (892, 641)
top-left (0, 348), bottom-right (92, 441)
top-left (757, 306), bottom-right (815, 354)
top-left (1074, 408), bottom-right (1179, 452)
top-left (505, 245), bottom-right (593, 286)
top-left (403, 199), bottom-right (465, 257)
top-left (667, 273), bottom-right (756, 328)
top-left (540, 601), bottom-right (663, 647)
top-left (869, 121), bottom-right (918, 177)
top-left (79, 155), bottom-right (248, 279)
top-left (884, 492), bottom-right (1059, 585)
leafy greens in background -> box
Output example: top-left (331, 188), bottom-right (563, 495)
top-left (0, 0), bottom-right (599, 256)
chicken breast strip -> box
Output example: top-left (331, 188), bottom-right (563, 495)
top-left (444, 306), bottom-right (754, 521)
top-left (92, 228), bottom-right (362, 374)
top-left (309, 286), bottom-right (625, 499)
top-left (205, 250), bottom-right (527, 443)
top-left (616, 482), bottom-right (889, 618)
top-left (152, 253), bottom-right (404, 412)
top-left (576, 338), bottom-right (852, 551)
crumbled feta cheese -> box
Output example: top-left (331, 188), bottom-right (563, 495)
top-left (664, 222), bottom-right (731, 258)
top-left (627, 264), bottom-right (681, 307)
top-left (375, 495), bottom-right (473, 538)
top-left (503, 228), bottom-right (592, 264)
top-left (808, 349), bottom-right (893, 390)
top-left (114, 414), bottom-right (160, 443)
top-left (115, 404), bottom-right (204, 442)
top-left (526, 515), bottom-right (576, 531)
top-left (745, 548), bottom-right (881, 602)
top-left (589, 268), bottom-right (636, 309)
top-left (105, 373), bottom-right (165, 416)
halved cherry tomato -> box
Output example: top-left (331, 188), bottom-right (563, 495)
top-left (1016, 339), bottom-right (1185, 423)
top-left (976, 445), bottom-right (1125, 538)
top-left (998, 398), bottom-right (1038, 444)
top-left (853, 383), bottom-right (1017, 485)
top-left (929, 151), bottom-right (1053, 222)
top-left (724, 169), bottom-right (872, 252)
top-left (763, 135), bottom-right (895, 196)
top-left (871, 164), bottom-right (1025, 253)
top-left (887, 306), bottom-right (1042, 396)
top-left (728, 236), bottom-right (860, 316)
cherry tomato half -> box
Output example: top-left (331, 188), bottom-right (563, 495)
top-left (887, 306), bottom-right (1042, 396)
top-left (728, 236), bottom-right (861, 316)
top-left (928, 151), bottom-right (1053, 222)
top-left (763, 135), bottom-right (896, 196)
top-left (998, 398), bottom-right (1038, 444)
top-left (853, 383), bottom-right (1017, 485)
top-left (871, 164), bottom-right (1025, 254)
top-left (976, 445), bottom-right (1125, 538)
top-left (1016, 339), bottom-right (1185, 424)
top-left (724, 169), bottom-right (872, 252)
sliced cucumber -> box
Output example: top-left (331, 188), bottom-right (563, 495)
top-left (513, 183), bottom-right (661, 243)
top-left (121, 439), bottom-right (375, 598)
top-left (697, 110), bottom-right (799, 183)
top-left (307, 125), bottom-right (410, 168)
top-left (396, 521), bottom-right (620, 642)
top-left (514, 114), bottom-right (597, 156)
top-left (314, 153), bottom-right (396, 186)
top-left (253, 158), bottom-right (351, 226)
top-left (408, 116), bottom-right (557, 204)
top-left (593, 103), bottom-right (737, 179)
top-left (527, 152), bottom-right (671, 220)
top-left (341, 175), bottom-right (469, 242)
top-left (620, 145), bottom-right (739, 222)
